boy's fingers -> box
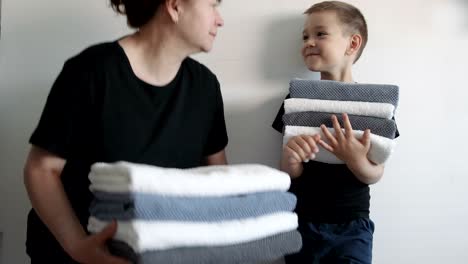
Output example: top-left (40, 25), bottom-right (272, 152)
top-left (287, 141), bottom-right (308, 161)
top-left (331, 115), bottom-right (344, 140)
top-left (285, 146), bottom-right (304, 163)
top-left (361, 129), bottom-right (372, 149)
top-left (320, 125), bottom-right (338, 146)
top-left (297, 136), bottom-right (313, 154)
top-left (342, 113), bottom-right (354, 138)
top-left (302, 135), bottom-right (319, 153)
top-left (312, 134), bottom-right (321, 142)
top-left (318, 140), bottom-right (334, 153)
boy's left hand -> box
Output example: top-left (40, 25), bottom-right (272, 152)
top-left (318, 113), bottom-right (371, 165)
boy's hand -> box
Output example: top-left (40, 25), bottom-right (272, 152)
top-left (283, 134), bottom-right (321, 164)
top-left (318, 113), bottom-right (371, 165)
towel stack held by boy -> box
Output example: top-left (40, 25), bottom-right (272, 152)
top-left (282, 79), bottom-right (399, 165)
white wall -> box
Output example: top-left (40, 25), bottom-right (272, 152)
top-left (1, 0), bottom-right (468, 263)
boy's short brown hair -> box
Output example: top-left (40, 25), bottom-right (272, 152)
top-left (305, 1), bottom-right (368, 63)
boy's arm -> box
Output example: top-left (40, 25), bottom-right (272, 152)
top-left (318, 113), bottom-right (385, 185)
top-left (280, 152), bottom-right (304, 179)
top-left (346, 156), bottom-right (384, 185)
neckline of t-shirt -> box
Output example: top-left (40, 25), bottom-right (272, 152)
top-left (113, 40), bottom-right (184, 90)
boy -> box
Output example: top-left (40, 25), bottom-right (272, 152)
top-left (272, 1), bottom-right (399, 263)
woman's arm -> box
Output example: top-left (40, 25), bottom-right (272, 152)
top-left (24, 146), bottom-right (130, 264)
top-left (204, 149), bottom-right (228, 165)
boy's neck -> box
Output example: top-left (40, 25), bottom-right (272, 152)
top-left (320, 69), bottom-right (354, 83)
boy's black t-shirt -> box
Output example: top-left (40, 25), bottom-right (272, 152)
top-left (26, 41), bottom-right (228, 258)
top-left (272, 95), bottom-right (399, 223)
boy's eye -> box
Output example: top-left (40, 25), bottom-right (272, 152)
top-left (317, 32), bottom-right (328, 37)
top-left (302, 35), bottom-right (309, 41)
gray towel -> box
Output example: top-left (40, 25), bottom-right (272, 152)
top-left (108, 230), bottom-right (302, 264)
top-left (90, 191), bottom-right (297, 221)
top-left (289, 79), bottom-right (399, 107)
top-left (282, 111), bottom-right (397, 139)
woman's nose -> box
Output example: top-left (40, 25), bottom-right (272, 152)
top-left (216, 11), bottom-right (224, 27)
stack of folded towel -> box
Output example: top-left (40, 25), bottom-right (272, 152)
top-left (87, 162), bottom-right (302, 264)
top-left (283, 79), bottom-right (399, 164)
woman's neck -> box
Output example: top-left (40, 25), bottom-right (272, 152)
top-left (119, 22), bottom-right (189, 86)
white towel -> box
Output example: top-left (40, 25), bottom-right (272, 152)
top-left (284, 98), bottom-right (395, 119)
top-left (283, 126), bottom-right (396, 164)
top-left (89, 162), bottom-right (290, 196)
top-left (87, 212), bottom-right (298, 253)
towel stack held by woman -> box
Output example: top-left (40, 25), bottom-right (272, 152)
top-left (87, 162), bottom-right (302, 264)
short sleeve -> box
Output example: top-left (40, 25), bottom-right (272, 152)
top-left (203, 78), bottom-right (228, 156)
top-left (272, 94), bottom-right (290, 133)
top-left (29, 58), bottom-right (93, 159)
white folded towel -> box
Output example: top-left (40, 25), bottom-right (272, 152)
top-left (284, 98), bottom-right (395, 119)
top-left (87, 212), bottom-right (298, 253)
top-left (89, 162), bottom-right (290, 196)
top-left (283, 126), bottom-right (396, 164)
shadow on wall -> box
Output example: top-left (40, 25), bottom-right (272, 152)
top-left (260, 14), bottom-right (318, 81)
top-left (224, 96), bottom-right (284, 167)
top-left (461, 0), bottom-right (468, 28)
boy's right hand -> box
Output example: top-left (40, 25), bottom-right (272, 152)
top-left (70, 221), bottom-right (131, 264)
top-left (283, 134), bottom-right (321, 164)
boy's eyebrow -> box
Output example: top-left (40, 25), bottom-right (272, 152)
top-left (313, 25), bottom-right (328, 30)
top-left (303, 25), bottom-right (328, 34)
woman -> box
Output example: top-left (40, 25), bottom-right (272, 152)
top-left (23, 0), bottom-right (227, 263)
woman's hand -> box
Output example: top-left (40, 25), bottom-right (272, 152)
top-left (70, 221), bottom-right (131, 264)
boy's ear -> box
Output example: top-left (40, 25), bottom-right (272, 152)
top-left (165, 0), bottom-right (182, 24)
top-left (347, 34), bottom-right (362, 56)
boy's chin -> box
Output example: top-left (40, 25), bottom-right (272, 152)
top-left (305, 65), bottom-right (322, 72)
top-left (303, 61), bottom-right (322, 72)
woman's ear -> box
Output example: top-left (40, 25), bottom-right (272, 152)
top-left (347, 34), bottom-right (362, 56)
top-left (165, 0), bottom-right (182, 24)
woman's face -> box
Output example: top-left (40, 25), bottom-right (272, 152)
top-left (177, 0), bottom-right (224, 53)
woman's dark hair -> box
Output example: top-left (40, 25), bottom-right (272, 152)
top-left (110, 0), bottom-right (166, 28)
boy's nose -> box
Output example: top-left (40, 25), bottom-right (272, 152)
top-left (306, 39), bottom-right (316, 47)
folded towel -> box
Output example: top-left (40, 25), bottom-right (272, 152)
top-left (282, 111), bottom-right (397, 139)
top-left (284, 98), bottom-right (395, 119)
top-left (90, 191), bottom-right (297, 221)
top-left (87, 212), bottom-right (298, 252)
top-left (290, 79), bottom-right (399, 107)
top-left (107, 230), bottom-right (302, 264)
top-left (89, 163), bottom-right (290, 196)
top-left (283, 126), bottom-right (395, 164)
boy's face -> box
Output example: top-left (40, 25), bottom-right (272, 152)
top-left (301, 11), bottom-right (354, 74)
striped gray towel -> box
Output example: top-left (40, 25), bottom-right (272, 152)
top-left (282, 111), bottom-right (397, 139)
top-left (90, 191), bottom-right (297, 221)
top-left (289, 79), bottom-right (399, 107)
top-left (108, 230), bottom-right (302, 264)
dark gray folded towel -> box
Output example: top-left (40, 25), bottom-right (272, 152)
top-left (289, 79), bottom-right (399, 107)
top-left (282, 111), bottom-right (397, 139)
top-left (90, 191), bottom-right (297, 221)
top-left (108, 230), bottom-right (302, 264)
